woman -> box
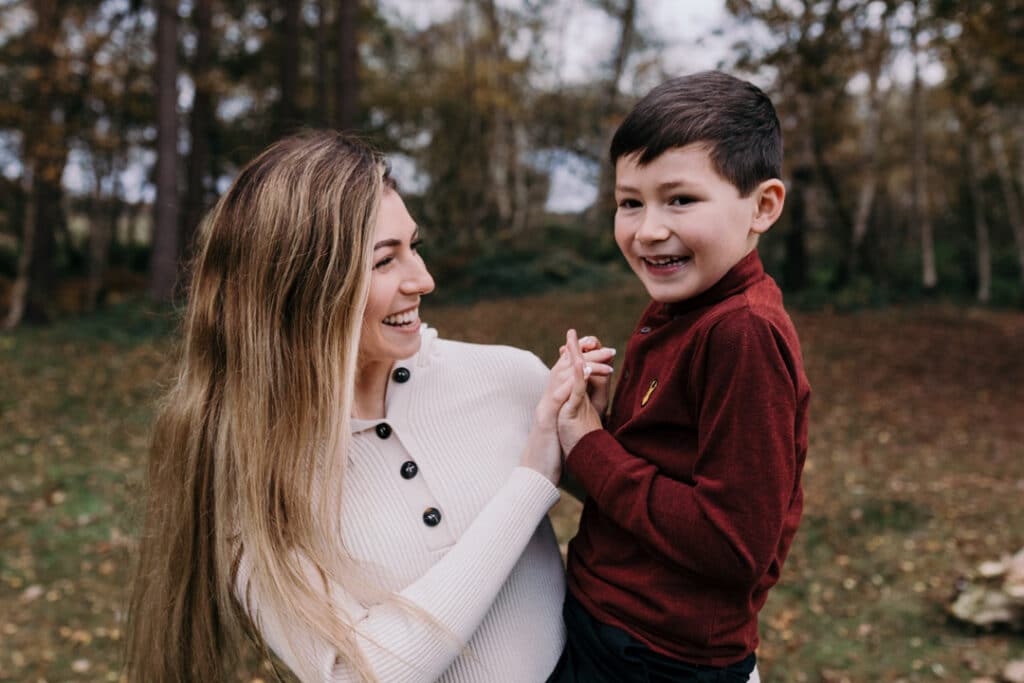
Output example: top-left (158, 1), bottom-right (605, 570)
top-left (125, 132), bottom-right (614, 682)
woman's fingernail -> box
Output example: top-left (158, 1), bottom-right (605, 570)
top-left (581, 336), bottom-right (595, 345)
top-left (608, 348), bottom-right (617, 356)
top-left (584, 364), bottom-right (593, 377)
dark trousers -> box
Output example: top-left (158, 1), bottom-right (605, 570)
top-left (546, 593), bottom-right (756, 683)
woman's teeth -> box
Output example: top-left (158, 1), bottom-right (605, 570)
top-left (383, 308), bottom-right (418, 326)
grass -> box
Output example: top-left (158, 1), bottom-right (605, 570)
top-left (1, 285), bottom-right (1022, 682)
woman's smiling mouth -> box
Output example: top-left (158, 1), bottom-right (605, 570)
top-left (382, 307), bottom-right (419, 327)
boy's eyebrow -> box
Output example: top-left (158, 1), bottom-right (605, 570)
top-left (656, 180), bottom-right (700, 192)
top-left (614, 180), bottom-right (701, 194)
top-left (373, 225), bottom-right (420, 250)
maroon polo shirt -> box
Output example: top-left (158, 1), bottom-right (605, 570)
top-left (565, 249), bottom-right (810, 667)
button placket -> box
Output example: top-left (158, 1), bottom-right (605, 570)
top-left (373, 422), bottom-right (454, 548)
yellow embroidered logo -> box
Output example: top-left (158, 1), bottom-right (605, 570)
top-left (641, 379), bottom-right (658, 407)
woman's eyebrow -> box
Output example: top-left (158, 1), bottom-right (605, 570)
top-left (373, 225), bottom-right (420, 250)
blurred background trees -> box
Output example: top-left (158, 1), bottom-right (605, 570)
top-left (0, 0), bottom-right (1022, 326)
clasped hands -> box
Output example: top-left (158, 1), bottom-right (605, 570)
top-left (522, 329), bottom-right (614, 486)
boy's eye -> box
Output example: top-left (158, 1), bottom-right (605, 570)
top-left (617, 198), bottom-right (642, 209)
top-left (669, 195), bottom-right (696, 206)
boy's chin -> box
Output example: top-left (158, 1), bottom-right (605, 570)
top-left (642, 282), bottom-right (710, 305)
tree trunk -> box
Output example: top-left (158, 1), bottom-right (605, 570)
top-left (5, 0), bottom-right (62, 328)
top-left (910, 0), bottom-right (937, 291)
top-left (990, 130), bottom-right (1024, 286)
top-left (847, 26), bottom-right (887, 282)
top-left (276, 0), bottom-right (300, 137)
top-left (784, 165), bottom-right (811, 292)
top-left (181, 0), bottom-right (214, 269)
top-left (315, 0), bottom-right (329, 126)
top-left (511, 122), bottom-right (530, 233)
top-left (5, 165), bottom-right (37, 329)
top-left (967, 139), bottom-right (991, 303)
top-left (477, 0), bottom-right (514, 230)
top-left (335, 0), bottom-right (360, 130)
top-left (86, 163), bottom-right (114, 313)
top-left (148, 0), bottom-right (180, 303)
top-left (585, 0), bottom-right (637, 231)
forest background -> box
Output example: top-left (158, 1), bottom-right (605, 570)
top-left (1, 0), bottom-right (1023, 682)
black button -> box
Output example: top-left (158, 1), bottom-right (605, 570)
top-left (375, 423), bottom-right (392, 439)
top-left (422, 507), bottom-right (442, 527)
top-left (392, 367), bottom-right (411, 383)
top-left (400, 461), bottom-right (418, 479)
top-left (639, 326), bottom-right (651, 334)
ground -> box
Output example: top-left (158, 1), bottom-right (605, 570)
top-left (1, 283), bottom-right (1022, 682)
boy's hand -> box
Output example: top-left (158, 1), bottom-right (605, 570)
top-left (556, 329), bottom-right (605, 455)
top-left (559, 335), bottom-right (615, 417)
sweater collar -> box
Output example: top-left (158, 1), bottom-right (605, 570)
top-left (656, 249), bottom-right (765, 319)
top-left (350, 324), bottom-right (439, 433)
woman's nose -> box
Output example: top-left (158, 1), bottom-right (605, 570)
top-left (402, 260), bottom-right (435, 295)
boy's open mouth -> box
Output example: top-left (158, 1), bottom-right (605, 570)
top-left (642, 255), bottom-right (691, 269)
top-left (383, 307), bottom-right (419, 327)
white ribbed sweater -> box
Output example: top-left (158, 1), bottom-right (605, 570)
top-left (236, 327), bottom-right (567, 682)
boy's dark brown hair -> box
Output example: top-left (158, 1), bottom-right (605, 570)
top-left (610, 70), bottom-right (783, 196)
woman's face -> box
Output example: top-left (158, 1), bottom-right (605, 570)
top-left (357, 189), bottom-right (435, 366)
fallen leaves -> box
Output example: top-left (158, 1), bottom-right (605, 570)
top-left (3, 297), bottom-right (1023, 681)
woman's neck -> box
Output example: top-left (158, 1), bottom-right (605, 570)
top-left (352, 359), bottom-right (391, 419)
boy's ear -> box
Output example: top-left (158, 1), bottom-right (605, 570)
top-left (749, 179), bottom-right (786, 235)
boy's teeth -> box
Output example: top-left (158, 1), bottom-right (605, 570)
top-left (383, 308), bottom-right (417, 326)
top-left (646, 256), bottom-right (686, 265)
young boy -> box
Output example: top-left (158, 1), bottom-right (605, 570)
top-left (549, 71), bottom-right (810, 682)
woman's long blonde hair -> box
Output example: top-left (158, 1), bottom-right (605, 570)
top-left (126, 132), bottom-right (387, 682)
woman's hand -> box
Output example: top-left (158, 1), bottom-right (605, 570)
top-left (521, 340), bottom-right (613, 486)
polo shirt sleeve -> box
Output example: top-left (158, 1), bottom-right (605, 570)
top-left (237, 466), bottom-right (559, 683)
top-left (566, 310), bottom-right (801, 588)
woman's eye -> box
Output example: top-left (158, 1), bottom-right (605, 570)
top-left (373, 256), bottom-right (394, 270)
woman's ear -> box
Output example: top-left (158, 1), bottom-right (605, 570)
top-left (750, 179), bottom-right (786, 235)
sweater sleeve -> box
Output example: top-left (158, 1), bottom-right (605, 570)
top-left (565, 311), bottom-right (800, 588)
top-left (237, 466), bottom-right (560, 683)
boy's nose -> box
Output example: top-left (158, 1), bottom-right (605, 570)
top-left (635, 210), bottom-right (671, 243)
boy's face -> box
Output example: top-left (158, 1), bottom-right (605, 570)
top-left (614, 144), bottom-right (772, 304)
